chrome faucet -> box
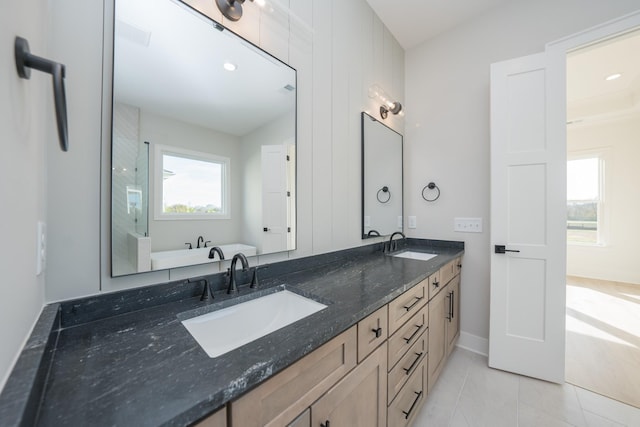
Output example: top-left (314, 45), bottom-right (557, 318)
top-left (208, 246), bottom-right (225, 260)
top-left (196, 236), bottom-right (204, 248)
top-left (227, 253), bottom-right (249, 294)
top-left (385, 231), bottom-right (406, 253)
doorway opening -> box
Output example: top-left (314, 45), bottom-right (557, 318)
top-left (565, 29), bottom-right (640, 409)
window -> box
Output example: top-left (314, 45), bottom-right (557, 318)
top-left (154, 145), bottom-right (230, 220)
top-left (567, 154), bottom-right (605, 245)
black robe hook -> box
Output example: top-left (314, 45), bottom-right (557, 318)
top-left (14, 36), bottom-right (69, 152)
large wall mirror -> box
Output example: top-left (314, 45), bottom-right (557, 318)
top-left (361, 112), bottom-right (403, 239)
top-left (111, 0), bottom-right (297, 276)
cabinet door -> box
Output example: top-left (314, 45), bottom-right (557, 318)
top-left (427, 286), bottom-right (447, 393)
top-left (446, 275), bottom-right (460, 356)
top-left (311, 343), bottom-right (387, 427)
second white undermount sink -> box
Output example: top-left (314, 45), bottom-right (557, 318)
top-left (181, 290), bottom-right (327, 358)
top-left (392, 251), bottom-right (438, 261)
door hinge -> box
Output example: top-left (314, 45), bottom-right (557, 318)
top-left (287, 227), bottom-right (291, 232)
top-left (286, 155), bottom-right (290, 161)
top-left (287, 191), bottom-right (290, 197)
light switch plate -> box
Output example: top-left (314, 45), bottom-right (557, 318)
top-left (408, 216), bottom-right (417, 229)
top-left (454, 217), bottom-right (482, 233)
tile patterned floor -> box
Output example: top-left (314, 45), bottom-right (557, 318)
top-left (412, 348), bottom-right (640, 427)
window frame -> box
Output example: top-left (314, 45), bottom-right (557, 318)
top-left (153, 144), bottom-right (230, 221)
top-left (566, 149), bottom-right (609, 246)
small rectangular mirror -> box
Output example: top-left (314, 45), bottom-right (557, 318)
top-left (361, 112), bottom-right (403, 238)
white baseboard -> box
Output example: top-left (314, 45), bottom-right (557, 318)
top-left (456, 331), bottom-right (489, 356)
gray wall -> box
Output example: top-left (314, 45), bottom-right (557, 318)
top-left (0, 0), bottom-right (48, 388)
top-left (404, 0), bottom-right (640, 353)
top-left (42, 0), bottom-right (405, 300)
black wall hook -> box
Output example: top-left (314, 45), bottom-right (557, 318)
top-left (15, 36), bottom-right (69, 152)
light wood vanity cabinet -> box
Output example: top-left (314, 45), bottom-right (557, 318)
top-left (428, 258), bottom-right (462, 393)
top-left (221, 256), bottom-right (462, 427)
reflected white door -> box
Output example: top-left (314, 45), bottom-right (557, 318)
top-left (489, 52), bottom-right (566, 383)
top-left (261, 145), bottom-right (289, 254)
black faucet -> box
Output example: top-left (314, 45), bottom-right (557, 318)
top-left (208, 246), bottom-right (225, 260)
top-left (227, 253), bottom-right (249, 294)
top-left (385, 231), bottom-right (406, 253)
top-left (196, 236), bottom-right (204, 248)
top-left (189, 277), bottom-right (213, 301)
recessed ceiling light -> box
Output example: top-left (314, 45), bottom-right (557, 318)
top-left (223, 62), bottom-right (237, 72)
top-left (605, 73), bottom-right (622, 81)
top-left (254, 0), bottom-right (266, 6)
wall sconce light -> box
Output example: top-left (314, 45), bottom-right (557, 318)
top-left (216, 0), bottom-right (263, 22)
top-left (368, 84), bottom-right (402, 120)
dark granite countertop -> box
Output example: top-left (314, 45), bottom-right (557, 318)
top-left (0, 239), bottom-right (463, 427)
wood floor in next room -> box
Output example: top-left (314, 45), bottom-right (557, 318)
top-left (565, 276), bottom-right (640, 410)
top-left (413, 347), bottom-right (640, 426)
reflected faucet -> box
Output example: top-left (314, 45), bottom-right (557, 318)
top-left (367, 229), bottom-right (381, 237)
top-left (196, 236), bottom-right (204, 248)
top-left (385, 231), bottom-right (406, 253)
top-left (227, 253), bottom-right (249, 294)
top-left (208, 246), bottom-right (225, 260)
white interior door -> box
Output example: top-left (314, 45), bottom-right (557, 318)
top-left (489, 52), bottom-right (566, 383)
top-left (261, 145), bottom-right (289, 254)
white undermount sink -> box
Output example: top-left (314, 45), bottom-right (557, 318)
top-left (181, 290), bottom-right (327, 358)
top-left (392, 251), bottom-right (438, 261)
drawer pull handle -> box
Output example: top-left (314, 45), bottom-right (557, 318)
top-left (403, 323), bottom-right (424, 343)
top-left (402, 390), bottom-right (423, 419)
top-left (403, 352), bottom-right (423, 374)
top-left (372, 327), bottom-right (383, 338)
top-left (403, 296), bottom-right (423, 311)
top-left (432, 281), bottom-right (439, 288)
top-left (321, 421), bottom-right (330, 427)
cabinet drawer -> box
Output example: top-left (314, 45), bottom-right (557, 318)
top-left (388, 330), bottom-right (427, 405)
top-left (388, 279), bottom-right (427, 334)
top-left (426, 270), bottom-right (441, 301)
top-left (388, 304), bottom-right (428, 370)
top-left (387, 360), bottom-right (426, 427)
top-left (357, 305), bottom-right (388, 363)
top-left (440, 260), bottom-right (457, 288)
top-left (230, 327), bottom-right (357, 427)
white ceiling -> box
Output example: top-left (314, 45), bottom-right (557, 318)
top-left (567, 29), bottom-right (640, 122)
top-left (114, 0), bottom-right (295, 136)
top-left (365, 0), bottom-right (513, 50)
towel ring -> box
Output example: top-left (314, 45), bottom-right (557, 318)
top-left (377, 186), bottom-right (391, 203)
top-left (422, 182), bottom-right (440, 202)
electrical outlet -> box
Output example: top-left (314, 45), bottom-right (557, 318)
top-left (408, 216), bottom-right (417, 229)
top-left (454, 217), bottom-right (482, 233)
top-left (36, 221), bottom-right (46, 275)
